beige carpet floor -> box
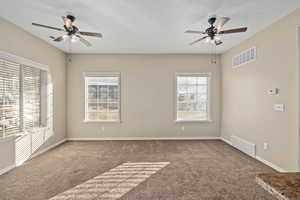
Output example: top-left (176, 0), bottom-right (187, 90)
top-left (0, 140), bottom-right (276, 200)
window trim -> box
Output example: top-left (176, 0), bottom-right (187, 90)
top-left (0, 51), bottom-right (49, 71)
top-left (83, 72), bottom-right (121, 123)
top-left (0, 51), bottom-right (53, 140)
top-left (174, 72), bottom-right (212, 123)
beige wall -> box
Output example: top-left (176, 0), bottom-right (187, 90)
top-left (0, 138), bottom-right (15, 171)
top-left (67, 54), bottom-right (221, 139)
top-left (221, 8), bottom-right (300, 171)
top-left (1, 7), bottom-right (300, 173)
top-left (0, 17), bottom-right (66, 170)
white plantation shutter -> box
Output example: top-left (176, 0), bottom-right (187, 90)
top-left (0, 59), bottom-right (20, 137)
top-left (23, 66), bottom-right (41, 131)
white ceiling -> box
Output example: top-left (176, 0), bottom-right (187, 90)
top-left (1, 0), bottom-right (300, 54)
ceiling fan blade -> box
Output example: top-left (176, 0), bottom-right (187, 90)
top-left (218, 27), bottom-right (248, 34)
top-left (32, 23), bottom-right (64, 31)
top-left (185, 30), bottom-right (206, 34)
top-left (49, 36), bottom-right (64, 42)
top-left (79, 31), bottom-right (103, 38)
top-left (189, 36), bottom-right (208, 45)
top-left (214, 17), bottom-right (230, 30)
top-left (77, 35), bottom-right (92, 47)
top-left (53, 36), bottom-right (64, 42)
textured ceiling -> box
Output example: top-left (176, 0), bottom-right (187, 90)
top-left (1, 0), bottom-right (300, 54)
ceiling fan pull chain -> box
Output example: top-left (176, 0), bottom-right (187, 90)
top-left (210, 45), bottom-right (217, 64)
top-left (68, 39), bottom-right (72, 63)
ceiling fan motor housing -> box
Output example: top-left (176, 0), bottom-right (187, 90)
top-left (66, 25), bottom-right (79, 35)
top-left (206, 26), bottom-right (217, 39)
top-left (66, 15), bottom-right (76, 22)
top-left (208, 16), bottom-right (216, 25)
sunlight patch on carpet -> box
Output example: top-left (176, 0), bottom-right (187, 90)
top-left (49, 162), bottom-right (169, 200)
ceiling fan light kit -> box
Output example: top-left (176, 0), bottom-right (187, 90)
top-left (71, 35), bottom-right (80, 42)
top-left (62, 35), bottom-right (69, 40)
top-left (32, 14), bottom-right (103, 47)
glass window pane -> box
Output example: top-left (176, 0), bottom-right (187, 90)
top-left (99, 86), bottom-right (108, 102)
top-left (108, 86), bottom-right (119, 102)
top-left (23, 66), bottom-right (41, 131)
top-left (97, 112), bottom-right (107, 121)
top-left (107, 112), bottom-right (119, 121)
top-left (88, 103), bottom-right (97, 112)
top-left (108, 103), bottom-right (119, 112)
top-left (98, 103), bottom-right (107, 112)
top-left (0, 59), bottom-right (49, 137)
top-left (176, 74), bottom-right (209, 121)
top-left (86, 75), bottom-right (120, 121)
top-left (0, 60), bottom-right (20, 137)
top-left (88, 85), bottom-right (97, 102)
top-left (88, 112), bottom-right (100, 121)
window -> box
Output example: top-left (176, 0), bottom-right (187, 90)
top-left (84, 73), bottom-right (121, 122)
top-left (0, 57), bottom-right (50, 138)
top-left (23, 66), bottom-right (42, 130)
top-left (176, 73), bottom-right (210, 122)
top-left (0, 59), bottom-right (20, 136)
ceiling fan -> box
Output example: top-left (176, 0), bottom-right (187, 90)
top-left (185, 16), bottom-right (247, 46)
top-left (32, 15), bottom-right (102, 47)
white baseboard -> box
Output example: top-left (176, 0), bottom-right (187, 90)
top-left (255, 156), bottom-right (286, 172)
top-left (0, 164), bottom-right (15, 176)
top-left (16, 139), bottom-right (67, 167)
top-left (220, 137), bottom-right (286, 172)
top-left (55, 137), bottom-right (288, 172)
top-left (30, 139), bottom-right (67, 159)
top-left (220, 137), bottom-right (232, 145)
top-left (0, 137), bottom-right (287, 175)
top-left (67, 137), bottom-right (221, 141)
top-left (1, 139), bottom-right (67, 174)
top-left (16, 159), bottom-right (28, 167)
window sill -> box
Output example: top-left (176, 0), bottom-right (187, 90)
top-left (22, 127), bottom-right (48, 135)
top-left (83, 120), bottom-right (122, 124)
top-left (0, 128), bottom-right (53, 143)
top-left (175, 119), bottom-right (213, 123)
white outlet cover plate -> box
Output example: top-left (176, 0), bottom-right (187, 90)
top-left (274, 104), bottom-right (285, 112)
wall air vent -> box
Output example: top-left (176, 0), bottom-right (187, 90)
top-left (231, 135), bottom-right (256, 158)
top-left (232, 47), bottom-right (256, 68)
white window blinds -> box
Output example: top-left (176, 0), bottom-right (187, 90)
top-left (23, 66), bottom-right (41, 131)
top-left (0, 59), bottom-right (20, 137)
top-left (0, 58), bottom-right (46, 137)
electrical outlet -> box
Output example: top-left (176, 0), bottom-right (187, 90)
top-left (274, 104), bottom-right (285, 112)
top-left (263, 142), bottom-right (269, 150)
top-left (181, 126), bottom-right (185, 131)
top-left (268, 88), bottom-right (279, 95)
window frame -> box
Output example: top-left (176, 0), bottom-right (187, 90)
top-left (174, 72), bottom-right (212, 123)
top-left (0, 51), bottom-right (53, 139)
top-left (83, 72), bottom-right (121, 123)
